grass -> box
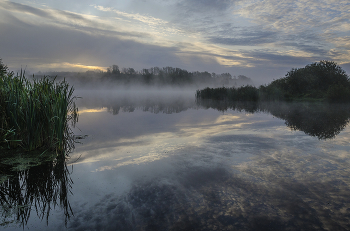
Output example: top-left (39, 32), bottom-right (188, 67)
top-left (0, 69), bottom-right (78, 152)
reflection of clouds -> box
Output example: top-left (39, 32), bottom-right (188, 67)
top-left (232, 139), bottom-right (350, 230)
top-left (72, 131), bottom-right (198, 171)
top-left (69, 150), bottom-right (350, 230)
top-left (72, 100), bottom-right (350, 175)
top-left (71, 109), bottom-right (282, 169)
top-left (65, 102), bottom-right (350, 230)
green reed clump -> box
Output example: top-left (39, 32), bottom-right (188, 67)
top-left (0, 68), bottom-right (78, 152)
top-left (196, 85), bottom-right (259, 102)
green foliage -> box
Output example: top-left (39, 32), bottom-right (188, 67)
top-left (326, 84), bottom-right (350, 102)
top-left (258, 84), bottom-right (286, 101)
top-left (196, 86), bottom-right (259, 102)
top-left (197, 60), bottom-right (350, 102)
top-left (0, 63), bottom-right (78, 152)
top-left (283, 60), bottom-right (350, 99)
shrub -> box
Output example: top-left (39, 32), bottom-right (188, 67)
top-left (326, 84), bottom-right (350, 102)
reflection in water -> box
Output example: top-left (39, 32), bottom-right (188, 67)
top-left (76, 89), bottom-right (195, 115)
top-left (267, 102), bottom-right (350, 139)
top-left (18, 89), bottom-right (349, 230)
top-left (197, 100), bottom-right (350, 139)
top-left (79, 91), bottom-right (350, 140)
top-left (0, 151), bottom-right (73, 228)
top-left (0, 94), bottom-right (79, 229)
top-left (68, 148), bottom-right (350, 231)
top-left (105, 98), bottom-right (192, 115)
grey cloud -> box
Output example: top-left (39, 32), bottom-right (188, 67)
top-left (2, 0), bottom-right (347, 85)
top-left (168, 0), bottom-right (239, 35)
top-left (341, 63), bottom-right (350, 76)
top-left (208, 29), bottom-right (278, 46)
top-left (239, 49), bottom-right (321, 66)
top-left (0, 11), bottom-right (217, 71)
top-left (1, 1), bottom-right (53, 19)
top-left (281, 42), bottom-right (329, 56)
top-left (1, 1), bottom-right (142, 37)
top-left (176, 0), bottom-right (235, 13)
top-left (0, 10), bottom-right (304, 84)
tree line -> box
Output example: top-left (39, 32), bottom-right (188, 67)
top-left (41, 65), bottom-right (253, 88)
top-left (197, 61), bottom-right (350, 102)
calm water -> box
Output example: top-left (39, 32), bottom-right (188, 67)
top-left (2, 89), bottom-right (350, 231)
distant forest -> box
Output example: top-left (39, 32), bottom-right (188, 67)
top-left (36, 65), bottom-right (253, 88)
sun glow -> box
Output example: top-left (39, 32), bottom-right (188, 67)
top-left (35, 62), bottom-right (107, 71)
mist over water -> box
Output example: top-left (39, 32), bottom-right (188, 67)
top-left (2, 85), bottom-right (350, 231)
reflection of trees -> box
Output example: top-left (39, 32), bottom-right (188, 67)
top-left (82, 93), bottom-right (350, 140)
top-left (263, 102), bottom-right (350, 139)
top-left (197, 99), bottom-right (260, 114)
top-left (0, 151), bottom-right (73, 228)
top-left (104, 98), bottom-right (195, 115)
top-left (196, 100), bottom-right (350, 139)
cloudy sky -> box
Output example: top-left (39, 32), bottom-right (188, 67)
top-left (0, 0), bottom-right (349, 84)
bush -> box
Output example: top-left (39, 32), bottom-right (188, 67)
top-left (326, 84), bottom-right (350, 102)
top-left (284, 60), bottom-right (350, 97)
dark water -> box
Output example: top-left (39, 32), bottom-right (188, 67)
top-left (2, 89), bottom-right (350, 231)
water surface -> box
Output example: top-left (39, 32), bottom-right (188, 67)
top-left (2, 89), bottom-right (350, 230)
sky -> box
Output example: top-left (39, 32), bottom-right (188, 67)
top-left (0, 0), bottom-right (349, 84)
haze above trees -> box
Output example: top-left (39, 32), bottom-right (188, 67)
top-left (37, 65), bottom-right (253, 88)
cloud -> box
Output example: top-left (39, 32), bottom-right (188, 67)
top-left (1, 0), bottom-right (52, 18)
top-left (208, 29), bottom-right (278, 46)
top-left (236, 0), bottom-right (349, 31)
top-left (176, 0), bottom-right (236, 14)
top-left (170, 0), bottom-right (239, 34)
top-left (235, 0), bottom-right (350, 48)
top-left (0, 2), bottom-right (218, 72)
top-left (1, 0), bottom-right (349, 83)
top-left (0, 1), bottom-right (150, 38)
top-left (94, 5), bottom-right (168, 26)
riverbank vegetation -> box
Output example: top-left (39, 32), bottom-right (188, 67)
top-left (197, 61), bottom-right (350, 102)
top-left (0, 59), bottom-right (78, 152)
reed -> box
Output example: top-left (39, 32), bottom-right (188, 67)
top-left (0, 68), bottom-right (78, 152)
top-left (0, 150), bottom-right (73, 227)
top-left (196, 86), bottom-right (259, 102)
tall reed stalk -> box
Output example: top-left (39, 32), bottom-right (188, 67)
top-left (0, 68), bottom-right (78, 152)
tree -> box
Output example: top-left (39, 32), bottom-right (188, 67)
top-left (284, 60), bottom-right (349, 96)
top-left (111, 65), bottom-right (120, 75)
top-left (142, 68), bottom-right (153, 84)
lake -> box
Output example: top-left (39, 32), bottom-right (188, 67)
top-left (2, 88), bottom-right (350, 231)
